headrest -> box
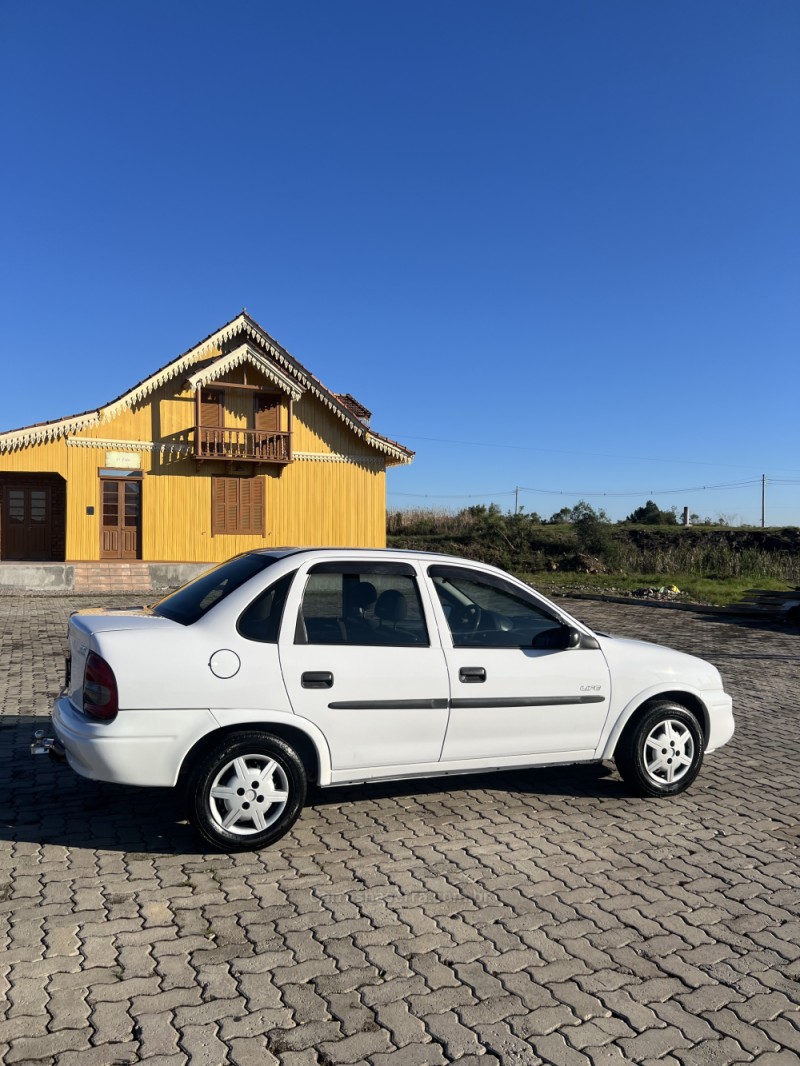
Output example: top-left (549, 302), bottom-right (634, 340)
top-left (375, 588), bottom-right (408, 623)
top-left (350, 581), bottom-right (377, 611)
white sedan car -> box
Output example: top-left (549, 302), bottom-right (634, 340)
top-left (35, 549), bottom-right (734, 852)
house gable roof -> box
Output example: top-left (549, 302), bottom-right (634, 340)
top-left (185, 343), bottom-right (305, 401)
top-left (0, 312), bottom-right (413, 465)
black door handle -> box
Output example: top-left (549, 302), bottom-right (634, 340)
top-left (459, 666), bottom-right (486, 683)
top-left (301, 671), bottom-right (333, 689)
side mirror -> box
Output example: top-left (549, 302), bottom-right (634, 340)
top-left (532, 625), bottom-right (582, 650)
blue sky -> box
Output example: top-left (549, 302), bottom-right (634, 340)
top-left (1, 1), bottom-right (798, 525)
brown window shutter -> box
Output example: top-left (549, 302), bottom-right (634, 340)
top-left (211, 478), bottom-right (227, 535)
top-left (211, 477), bottom-right (265, 536)
top-left (226, 480), bottom-right (239, 532)
top-left (201, 388), bottom-right (223, 428)
top-left (239, 479), bottom-right (252, 531)
top-left (254, 477), bottom-right (265, 533)
top-left (255, 394), bottom-right (280, 432)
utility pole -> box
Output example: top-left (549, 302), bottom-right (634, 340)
top-left (514, 486), bottom-right (519, 515)
top-left (761, 474), bottom-right (766, 528)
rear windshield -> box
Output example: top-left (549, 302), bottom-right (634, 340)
top-left (152, 554), bottom-right (283, 625)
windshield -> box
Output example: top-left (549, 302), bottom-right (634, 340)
top-left (152, 553), bottom-right (283, 625)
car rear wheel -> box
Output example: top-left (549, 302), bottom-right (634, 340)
top-left (186, 732), bottom-right (307, 852)
top-left (615, 702), bottom-right (705, 797)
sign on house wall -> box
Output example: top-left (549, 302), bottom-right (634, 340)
top-left (105, 451), bottom-right (142, 469)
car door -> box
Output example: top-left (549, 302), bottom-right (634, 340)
top-left (279, 560), bottom-right (450, 774)
top-left (427, 565), bottom-right (611, 762)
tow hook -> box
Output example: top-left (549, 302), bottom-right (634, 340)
top-left (31, 730), bottom-right (66, 762)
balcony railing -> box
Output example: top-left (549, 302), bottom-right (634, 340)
top-left (195, 427), bottom-right (292, 464)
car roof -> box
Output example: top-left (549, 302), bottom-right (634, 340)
top-left (249, 546), bottom-right (491, 567)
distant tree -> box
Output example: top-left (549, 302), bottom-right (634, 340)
top-left (507, 506), bottom-right (544, 527)
top-left (548, 506), bottom-right (573, 525)
top-left (548, 500), bottom-right (609, 525)
top-left (624, 500), bottom-right (678, 525)
top-left (574, 504), bottom-right (616, 560)
top-left (461, 502), bottom-right (505, 536)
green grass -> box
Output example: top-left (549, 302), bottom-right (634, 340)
top-left (518, 571), bottom-right (795, 607)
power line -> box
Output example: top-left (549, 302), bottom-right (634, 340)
top-left (389, 478), bottom-right (763, 501)
top-left (390, 494), bottom-right (520, 503)
top-left (516, 478), bottom-right (762, 499)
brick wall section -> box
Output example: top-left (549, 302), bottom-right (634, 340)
top-left (72, 562), bottom-right (156, 593)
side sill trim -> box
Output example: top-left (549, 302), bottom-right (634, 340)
top-left (450, 695), bottom-right (606, 709)
top-left (328, 699), bottom-right (449, 711)
top-left (327, 696), bottom-right (606, 711)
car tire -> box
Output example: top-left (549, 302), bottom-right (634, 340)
top-left (186, 732), bottom-right (307, 852)
top-left (615, 702), bottom-right (705, 797)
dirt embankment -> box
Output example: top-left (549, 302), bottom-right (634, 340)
top-left (622, 527), bottom-right (800, 553)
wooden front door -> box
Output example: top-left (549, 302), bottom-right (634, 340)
top-left (2, 486), bottom-right (51, 560)
top-left (100, 479), bottom-right (141, 560)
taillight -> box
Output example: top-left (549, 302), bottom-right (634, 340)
top-left (83, 653), bottom-right (119, 722)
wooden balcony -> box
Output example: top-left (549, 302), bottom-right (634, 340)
top-left (195, 426), bottom-right (292, 464)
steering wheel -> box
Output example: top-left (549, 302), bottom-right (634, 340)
top-left (453, 603), bottom-right (482, 632)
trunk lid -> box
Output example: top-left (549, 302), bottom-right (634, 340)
top-left (66, 609), bottom-right (179, 707)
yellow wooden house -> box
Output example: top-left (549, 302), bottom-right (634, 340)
top-left (0, 313), bottom-right (412, 563)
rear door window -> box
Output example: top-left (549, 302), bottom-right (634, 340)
top-left (297, 563), bottom-right (429, 646)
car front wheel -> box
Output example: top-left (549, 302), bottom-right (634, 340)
top-left (186, 732), bottom-right (307, 852)
top-left (615, 702), bottom-right (705, 797)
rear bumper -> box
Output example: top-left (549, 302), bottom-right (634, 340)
top-left (51, 695), bottom-right (219, 787)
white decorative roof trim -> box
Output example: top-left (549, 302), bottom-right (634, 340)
top-left (185, 344), bottom-right (304, 401)
top-left (67, 437), bottom-right (192, 455)
top-left (232, 322), bottom-right (411, 461)
top-left (96, 315), bottom-right (325, 426)
top-left (99, 315), bottom-right (252, 420)
top-left (294, 451), bottom-right (385, 469)
top-left (365, 433), bottom-right (414, 465)
top-left (0, 412), bottom-right (100, 452)
top-left (234, 320), bottom-right (376, 439)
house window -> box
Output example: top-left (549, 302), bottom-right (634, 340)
top-left (211, 477), bottom-right (265, 536)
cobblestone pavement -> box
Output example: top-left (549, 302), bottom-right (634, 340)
top-left (1, 592), bottom-right (799, 1066)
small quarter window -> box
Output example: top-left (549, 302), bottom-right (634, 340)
top-left (238, 572), bottom-right (295, 643)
